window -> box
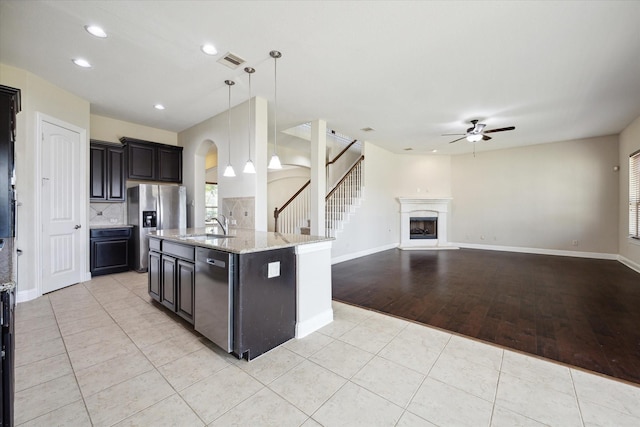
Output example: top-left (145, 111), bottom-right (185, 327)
top-left (205, 182), bottom-right (218, 222)
top-left (630, 150), bottom-right (640, 239)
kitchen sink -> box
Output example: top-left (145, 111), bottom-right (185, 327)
top-left (179, 234), bottom-right (235, 240)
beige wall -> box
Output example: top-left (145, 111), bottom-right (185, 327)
top-left (1, 63), bottom-right (91, 299)
top-left (331, 143), bottom-right (453, 262)
top-left (451, 135), bottom-right (619, 255)
top-left (619, 114), bottom-right (640, 268)
top-left (90, 114), bottom-right (177, 145)
top-left (178, 97), bottom-right (268, 230)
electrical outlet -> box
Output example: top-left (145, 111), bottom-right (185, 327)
top-left (480, 235), bottom-right (485, 240)
top-left (572, 240), bottom-right (578, 246)
top-left (267, 261), bottom-right (280, 278)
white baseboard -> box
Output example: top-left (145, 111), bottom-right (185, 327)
top-left (618, 255), bottom-right (640, 274)
top-left (449, 242), bottom-right (618, 260)
top-left (17, 288), bottom-right (40, 304)
top-left (331, 243), bottom-right (398, 264)
top-left (296, 308), bottom-right (333, 339)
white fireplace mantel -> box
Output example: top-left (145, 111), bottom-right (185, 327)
top-left (397, 197), bottom-right (458, 250)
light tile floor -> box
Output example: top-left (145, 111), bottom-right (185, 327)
top-left (14, 271), bottom-right (640, 426)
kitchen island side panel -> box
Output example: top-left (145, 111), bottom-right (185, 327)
top-left (234, 247), bottom-right (297, 360)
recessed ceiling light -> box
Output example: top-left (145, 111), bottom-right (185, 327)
top-left (84, 25), bottom-right (107, 38)
top-left (154, 104), bottom-right (165, 110)
top-left (361, 127), bottom-right (375, 132)
top-left (432, 149), bottom-right (438, 153)
top-left (201, 44), bottom-right (218, 55)
top-left (72, 58), bottom-right (92, 68)
top-left (404, 148), bottom-right (413, 151)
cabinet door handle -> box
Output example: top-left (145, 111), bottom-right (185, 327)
top-left (74, 224), bottom-right (82, 230)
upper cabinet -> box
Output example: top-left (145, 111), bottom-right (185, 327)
top-left (120, 137), bottom-right (182, 183)
top-left (90, 140), bottom-right (125, 202)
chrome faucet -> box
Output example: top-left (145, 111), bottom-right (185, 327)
top-left (212, 214), bottom-right (228, 235)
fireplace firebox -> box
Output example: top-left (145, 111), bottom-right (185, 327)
top-left (410, 217), bottom-right (437, 239)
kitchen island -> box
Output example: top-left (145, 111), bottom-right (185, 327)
top-left (148, 227), bottom-right (333, 360)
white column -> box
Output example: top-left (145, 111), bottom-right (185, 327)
top-left (295, 241), bottom-right (333, 337)
top-left (310, 119), bottom-right (326, 236)
top-left (253, 97), bottom-right (268, 231)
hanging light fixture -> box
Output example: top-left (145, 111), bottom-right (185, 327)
top-left (466, 133), bottom-right (483, 143)
top-left (223, 80), bottom-right (236, 177)
top-left (243, 67), bottom-right (256, 174)
top-left (268, 50), bottom-right (283, 169)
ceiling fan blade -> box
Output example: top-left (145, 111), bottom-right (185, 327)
top-left (448, 136), bottom-right (467, 144)
top-left (484, 126), bottom-right (515, 134)
top-left (483, 135), bottom-right (492, 141)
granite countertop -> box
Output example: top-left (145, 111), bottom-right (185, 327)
top-left (0, 238), bottom-right (17, 291)
top-left (151, 227), bottom-right (333, 254)
top-left (90, 224), bottom-right (133, 229)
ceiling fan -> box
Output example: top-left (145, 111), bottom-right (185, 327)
top-left (443, 120), bottom-right (515, 144)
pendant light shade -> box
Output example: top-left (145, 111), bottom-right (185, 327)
top-left (268, 50), bottom-right (283, 170)
top-left (243, 67), bottom-right (256, 174)
top-left (223, 80), bottom-right (236, 177)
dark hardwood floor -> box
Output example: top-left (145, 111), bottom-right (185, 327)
top-left (332, 248), bottom-right (640, 385)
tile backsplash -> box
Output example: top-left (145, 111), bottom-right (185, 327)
top-left (222, 197), bottom-right (255, 229)
top-left (90, 202), bottom-right (126, 226)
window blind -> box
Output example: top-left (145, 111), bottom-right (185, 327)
top-left (630, 150), bottom-right (640, 238)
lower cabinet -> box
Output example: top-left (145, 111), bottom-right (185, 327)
top-left (90, 228), bottom-right (131, 276)
top-left (176, 260), bottom-right (195, 323)
top-left (148, 238), bottom-right (195, 324)
top-left (148, 250), bottom-right (161, 300)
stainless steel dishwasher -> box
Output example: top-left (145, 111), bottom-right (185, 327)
top-left (195, 248), bottom-right (235, 352)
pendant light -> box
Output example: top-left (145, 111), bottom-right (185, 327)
top-left (223, 80), bottom-right (236, 177)
top-left (243, 67), bottom-right (256, 174)
top-left (268, 50), bottom-right (283, 169)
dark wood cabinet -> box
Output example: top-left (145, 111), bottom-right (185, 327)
top-left (90, 141), bottom-right (125, 202)
top-left (161, 254), bottom-right (177, 311)
top-left (90, 228), bottom-right (131, 276)
top-left (158, 146), bottom-right (183, 182)
top-left (148, 237), bottom-right (195, 324)
top-left (120, 137), bottom-right (182, 183)
top-left (176, 259), bottom-right (195, 323)
top-left (0, 85), bottom-right (20, 238)
top-left (148, 250), bottom-right (161, 301)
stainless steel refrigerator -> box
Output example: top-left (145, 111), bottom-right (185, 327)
top-left (128, 184), bottom-right (187, 272)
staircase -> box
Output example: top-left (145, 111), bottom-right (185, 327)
top-left (274, 147), bottom-right (364, 238)
top-left (325, 156), bottom-right (364, 237)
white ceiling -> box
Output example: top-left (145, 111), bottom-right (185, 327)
top-left (1, 1), bottom-right (640, 155)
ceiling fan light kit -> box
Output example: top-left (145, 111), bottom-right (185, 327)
top-left (445, 119), bottom-right (515, 145)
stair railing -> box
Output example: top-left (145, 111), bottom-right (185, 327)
top-left (274, 139), bottom-right (359, 234)
top-left (325, 155), bottom-right (364, 237)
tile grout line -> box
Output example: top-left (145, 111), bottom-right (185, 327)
top-left (83, 276), bottom-right (211, 427)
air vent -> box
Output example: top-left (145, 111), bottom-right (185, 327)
top-left (361, 127), bottom-right (375, 132)
top-left (217, 52), bottom-right (245, 69)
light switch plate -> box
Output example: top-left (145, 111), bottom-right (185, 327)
top-left (267, 261), bottom-right (280, 278)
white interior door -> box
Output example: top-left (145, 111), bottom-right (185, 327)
top-left (41, 120), bottom-right (83, 293)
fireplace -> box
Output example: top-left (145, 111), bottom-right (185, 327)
top-left (398, 197), bottom-right (457, 250)
top-left (410, 217), bottom-right (437, 239)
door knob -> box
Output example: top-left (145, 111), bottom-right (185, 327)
top-left (74, 224), bottom-right (82, 229)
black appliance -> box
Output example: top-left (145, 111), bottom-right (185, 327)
top-left (0, 86), bottom-right (20, 238)
top-left (1, 281), bottom-right (15, 427)
top-left (0, 85), bottom-right (20, 427)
